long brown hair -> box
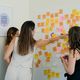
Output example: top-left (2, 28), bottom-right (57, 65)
top-left (68, 26), bottom-right (80, 53)
top-left (5, 27), bottom-right (19, 45)
top-left (18, 21), bottom-right (36, 55)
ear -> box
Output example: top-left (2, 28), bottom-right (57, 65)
top-left (11, 34), bottom-right (13, 37)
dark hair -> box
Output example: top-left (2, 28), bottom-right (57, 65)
top-left (5, 27), bottom-right (19, 45)
top-left (68, 26), bottom-right (80, 53)
top-left (18, 21), bottom-right (36, 55)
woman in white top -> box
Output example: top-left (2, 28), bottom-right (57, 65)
top-left (4, 21), bottom-right (66, 80)
top-left (4, 27), bottom-right (19, 63)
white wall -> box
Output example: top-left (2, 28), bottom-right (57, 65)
top-left (0, 0), bottom-right (29, 29)
top-left (0, 0), bottom-right (29, 80)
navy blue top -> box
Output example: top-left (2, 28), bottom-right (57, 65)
top-left (65, 59), bottom-right (80, 80)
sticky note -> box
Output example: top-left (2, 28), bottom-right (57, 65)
top-left (59, 22), bottom-right (63, 26)
top-left (55, 73), bottom-right (60, 78)
top-left (46, 12), bottom-right (50, 16)
top-left (34, 54), bottom-right (39, 59)
top-left (59, 16), bottom-right (64, 22)
top-left (56, 47), bottom-right (61, 52)
top-left (50, 14), bottom-right (54, 18)
top-left (57, 27), bottom-right (63, 33)
top-left (53, 47), bottom-right (57, 51)
top-left (42, 28), bottom-right (50, 33)
top-left (52, 72), bottom-right (56, 77)
top-left (44, 70), bottom-right (48, 75)
top-left (55, 13), bottom-right (59, 17)
top-left (42, 14), bottom-right (46, 19)
top-left (41, 45), bottom-right (46, 50)
top-left (51, 33), bottom-right (57, 38)
top-left (54, 18), bottom-right (59, 24)
top-left (46, 18), bottom-right (50, 26)
top-left (37, 15), bottom-right (41, 19)
top-left (37, 23), bottom-right (41, 27)
top-left (38, 51), bottom-right (42, 56)
top-left (64, 14), bottom-right (69, 19)
top-left (58, 9), bottom-right (63, 14)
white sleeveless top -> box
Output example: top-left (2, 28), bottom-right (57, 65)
top-left (11, 38), bottom-right (34, 68)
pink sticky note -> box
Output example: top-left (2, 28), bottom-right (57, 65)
top-left (59, 16), bottom-right (64, 22)
top-left (56, 47), bottom-right (61, 53)
top-left (57, 27), bottom-right (63, 33)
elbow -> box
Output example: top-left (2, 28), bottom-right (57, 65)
top-left (3, 56), bottom-right (8, 62)
top-left (3, 56), bottom-right (10, 64)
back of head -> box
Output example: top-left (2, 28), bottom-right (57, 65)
top-left (18, 21), bottom-right (36, 55)
top-left (5, 27), bottom-right (19, 45)
top-left (68, 26), bottom-right (80, 52)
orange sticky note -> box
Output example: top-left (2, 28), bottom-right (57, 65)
top-left (42, 28), bottom-right (50, 33)
top-left (50, 14), bottom-right (54, 18)
top-left (58, 9), bottom-right (63, 14)
top-left (46, 58), bottom-right (51, 62)
top-left (53, 47), bottom-right (57, 51)
top-left (41, 22), bottom-right (44, 26)
top-left (37, 23), bottom-right (41, 27)
top-left (42, 14), bottom-right (46, 19)
top-left (46, 12), bottom-right (50, 16)
top-left (64, 14), bottom-right (69, 19)
top-left (59, 22), bottom-right (63, 26)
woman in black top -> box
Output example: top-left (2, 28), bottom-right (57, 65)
top-left (61, 26), bottom-right (80, 80)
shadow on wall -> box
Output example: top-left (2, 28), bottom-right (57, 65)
top-left (0, 37), bottom-right (8, 80)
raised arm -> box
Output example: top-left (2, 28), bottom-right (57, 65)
top-left (61, 50), bottom-right (77, 75)
top-left (35, 34), bottom-right (67, 48)
top-left (4, 37), bottom-right (16, 64)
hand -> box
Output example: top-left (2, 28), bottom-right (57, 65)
top-left (59, 34), bottom-right (68, 39)
top-left (60, 56), bottom-right (68, 63)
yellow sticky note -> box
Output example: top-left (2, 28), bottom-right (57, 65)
top-left (46, 18), bottom-right (49, 26)
top-left (48, 74), bottom-right (51, 79)
top-left (52, 72), bottom-right (56, 77)
top-left (44, 70), bottom-right (48, 75)
top-left (51, 33), bottom-right (57, 38)
top-left (37, 15), bottom-right (41, 19)
top-left (41, 46), bottom-right (46, 50)
top-left (34, 54), bottom-right (39, 59)
top-left (42, 28), bottom-right (50, 33)
top-left (55, 73), bottom-right (60, 78)
top-left (54, 18), bottom-right (58, 24)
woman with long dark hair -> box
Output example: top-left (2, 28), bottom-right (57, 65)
top-left (61, 26), bottom-right (80, 80)
top-left (4, 21), bottom-right (66, 80)
top-left (4, 27), bottom-right (19, 64)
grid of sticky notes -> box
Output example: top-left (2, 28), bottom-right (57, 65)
top-left (37, 9), bottom-right (80, 34)
top-left (44, 69), bottom-right (60, 80)
top-left (34, 9), bottom-right (80, 80)
top-left (34, 51), bottom-right (52, 68)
